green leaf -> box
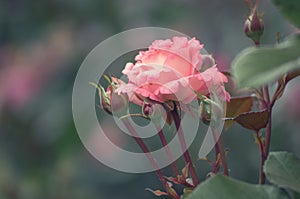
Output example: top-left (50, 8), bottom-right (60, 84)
top-left (294, 191), bottom-right (300, 199)
top-left (232, 34), bottom-right (300, 88)
top-left (272, 0), bottom-right (300, 28)
top-left (186, 175), bottom-right (289, 199)
top-left (264, 151), bottom-right (300, 193)
top-left (181, 187), bottom-right (193, 199)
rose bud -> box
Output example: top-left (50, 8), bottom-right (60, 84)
top-left (97, 84), bottom-right (112, 115)
top-left (109, 90), bottom-right (128, 117)
top-left (109, 78), bottom-right (129, 117)
top-left (91, 77), bottom-right (129, 117)
top-left (199, 100), bottom-right (211, 125)
top-left (142, 100), bottom-right (168, 124)
top-left (142, 102), bottom-right (154, 117)
top-left (244, 0), bottom-right (264, 45)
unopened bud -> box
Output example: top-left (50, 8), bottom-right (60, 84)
top-left (142, 102), bottom-right (154, 117)
top-left (92, 76), bottom-right (129, 117)
top-left (98, 85), bottom-right (112, 115)
top-left (244, 1), bottom-right (264, 45)
top-left (199, 100), bottom-right (211, 125)
top-left (110, 87), bottom-right (129, 117)
top-left (142, 100), bottom-right (167, 124)
top-left (108, 78), bottom-right (129, 117)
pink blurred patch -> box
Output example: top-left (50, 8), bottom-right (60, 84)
top-left (0, 24), bottom-right (74, 109)
top-left (88, 119), bottom-right (126, 162)
top-left (214, 53), bottom-right (231, 72)
top-left (282, 81), bottom-right (300, 118)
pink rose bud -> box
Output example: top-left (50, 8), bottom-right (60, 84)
top-left (244, 0), bottom-right (264, 45)
top-left (93, 76), bottom-right (129, 117)
top-left (142, 102), bottom-right (153, 117)
top-left (109, 78), bottom-right (129, 117)
top-left (109, 88), bottom-right (129, 117)
top-left (142, 100), bottom-right (169, 124)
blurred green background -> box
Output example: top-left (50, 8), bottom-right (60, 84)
top-left (0, 0), bottom-right (299, 198)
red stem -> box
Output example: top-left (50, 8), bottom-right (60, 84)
top-left (263, 86), bottom-right (271, 151)
top-left (171, 109), bottom-right (199, 186)
top-left (122, 119), bottom-right (179, 199)
top-left (212, 128), bottom-right (229, 176)
top-left (156, 126), bottom-right (180, 176)
top-left (253, 32), bottom-right (272, 185)
top-left (217, 138), bottom-right (229, 176)
top-left (255, 130), bottom-right (266, 184)
top-left (259, 86), bottom-right (272, 184)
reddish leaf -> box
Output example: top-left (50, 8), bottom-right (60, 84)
top-left (234, 109), bottom-right (268, 131)
top-left (165, 183), bottom-right (180, 199)
top-left (145, 188), bottom-right (168, 196)
top-left (165, 176), bottom-right (181, 185)
top-left (164, 164), bottom-right (194, 187)
top-left (181, 163), bottom-right (189, 179)
top-left (225, 96), bottom-right (254, 129)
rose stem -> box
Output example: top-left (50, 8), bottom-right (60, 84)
top-left (255, 41), bottom-right (271, 184)
top-left (216, 138), bottom-right (229, 176)
top-left (156, 125), bottom-right (180, 176)
top-left (212, 127), bottom-right (229, 176)
top-left (171, 109), bottom-right (199, 186)
top-left (260, 86), bottom-right (272, 184)
top-left (122, 119), bottom-right (179, 199)
top-left (255, 130), bottom-right (266, 184)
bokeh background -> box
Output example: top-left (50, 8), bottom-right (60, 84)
top-left (0, 0), bottom-right (299, 198)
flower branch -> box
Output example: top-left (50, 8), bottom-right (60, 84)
top-left (171, 107), bottom-right (199, 186)
top-left (122, 118), bottom-right (180, 199)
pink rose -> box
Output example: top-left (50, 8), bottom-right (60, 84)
top-left (117, 37), bottom-right (229, 105)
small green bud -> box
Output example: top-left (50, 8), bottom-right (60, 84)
top-left (91, 76), bottom-right (129, 117)
top-left (199, 100), bottom-right (211, 125)
top-left (97, 84), bottom-right (112, 115)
